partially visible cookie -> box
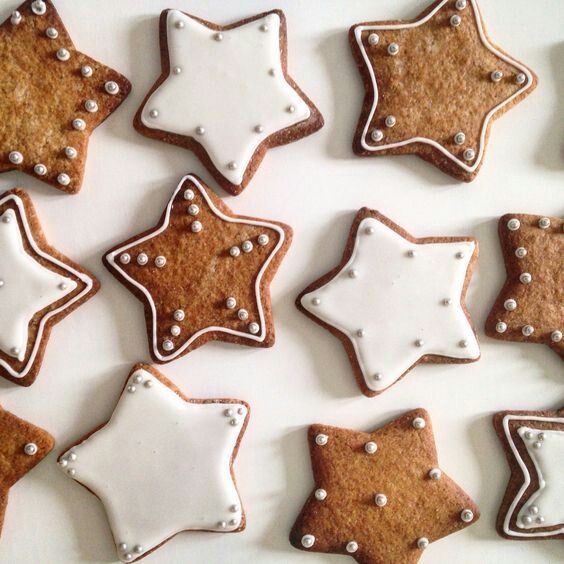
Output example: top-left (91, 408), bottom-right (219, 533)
top-left (289, 409), bottom-right (480, 563)
top-left (58, 363), bottom-right (250, 563)
top-left (485, 213), bottom-right (563, 359)
top-left (134, 9), bottom-right (323, 195)
top-left (0, 188), bottom-right (99, 386)
top-left (297, 208), bottom-right (480, 397)
top-left (104, 174), bottom-right (292, 363)
top-left (0, 405), bottom-right (54, 539)
top-left (349, 0), bottom-right (537, 181)
top-left (0, 0), bottom-right (131, 193)
top-left (493, 407), bottom-right (564, 540)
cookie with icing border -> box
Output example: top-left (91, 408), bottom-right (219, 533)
top-left (485, 213), bottom-right (563, 359)
top-left (297, 208), bottom-right (480, 397)
top-left (134, 9), bottom-right (324, 195)
top-left (493, 407), bottom-right (564, 540)
top-left (290, 409), bottom-right (480, 563)
top-left (0, 405), bottom-right (54, 539)
top-left (349, 0), bottom-right (537, 182)
top-left (104, 174), bottom-right (292, 363)
top-left (0, 0), bottom-right (131, 193)
top-left (58, 363), bottom-right (249, 563)
top-left (0, 188), bottom-right (99, 386)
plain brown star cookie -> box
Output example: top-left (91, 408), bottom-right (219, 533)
top-left (104, 175), bottom-right (292, 363)
top-left (0, 405), bottom-right (54, 539)
top-left (493, 407), bottom-right (564, 541)
top-left (349, 0), bottom-right (537, 181)
top-left (290, 409), bottom-right (479, 563)
top-left (0, 0), bottom-right (131, 193)
top-left (485, 213), bottom-right (563, 359)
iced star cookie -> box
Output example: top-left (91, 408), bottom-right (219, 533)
top-left (59, 364), bottom-right (249, 563)
top-left (290, 409), bottom-right (479, 563)
top-left (104, 175), bottom-right (291, 363)
top-left (0, 0), bottom-right (131, 193)
top-left (485, 213), bottom-right (563, 359)
top-left (134, 9), bottom-right (324, 195)
top-left (297, 209), bottom-right (479, 397)
top-left (0, 406), bottom-right (54, 540)
top-left (494, 407), bottom-right (564, 540)
top-left (0, 189), bottom-right (99, 386)
top-left (349, 0), bottom-right (537, 181)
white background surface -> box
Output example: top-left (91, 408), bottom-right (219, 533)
top-left (0, 0), bottom-right (562, 563)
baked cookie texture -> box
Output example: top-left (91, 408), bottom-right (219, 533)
top-left (104, 175), bottom-right (292, 363)
top-left (349, 0), bottom-right (537, 181)
top-left (134, 9), bottom-right (324, 195)
top-left (485, 213), bottom-right (563, 359)
top-left (290, 409), bottom-right (480, 563)
top-left (493, 407), bottom-right (564, 541)
top-left (58, 363), bottom-right (249, 563)
top-left (0, 188), bottom-right (99, 386)
top-left (0, 406), bottom-right (54, 539)
top-left (0, 0), bottom-right (131, 193)
top-left (297, 208), bottom-right (480, 397)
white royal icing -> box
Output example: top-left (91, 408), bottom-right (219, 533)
top-left (353, 0), bottom-right (534, 173)
top-left (301, 217), bottom-right (479, 392)
top-left (502, 415), bottom-right (564, 538)
top-left (0, 195), bottom-right (93, 376)
top-left (60, 368), bottom-right (248, 562)
top-left (140, 11), bottom-right (311, 186)
top-left (105, 175), bottom-right (286, 362)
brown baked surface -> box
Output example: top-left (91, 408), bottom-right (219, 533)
top-left (485, 213), bottom-right (563, 359)
top-left (296, 208), bottom-right (479, 397)
top-left (290, 409), bottom-right (479, 563)
top-left (493, 407), bottom-right (564, 540)
top-left (0, 188), bottom-right (99, 386)
top-left (133, 9), bottom-right (324, 195)
top-left (58, 363), bottom-right (250, 563)
top-left (0, 0), bottom-right (131, 193)
top-left (104, 175), bottom-right (292, 363)
top-left (349, 0), bottom-right (537, 181)
top-left (0, 405), bottom-right (54, 538)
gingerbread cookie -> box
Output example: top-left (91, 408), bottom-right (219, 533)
top-left (104, 175), bottom-right (291, 363)
top-left (297, 208), bottom-right (479, 397)
top-left (134, 9), bottom-right (323, 195)
top-left (0, 405), bottom-right (54, 540)
top-left (349, 0), bottom-right (537, 181)
top-left (493, 407), bottom-right (564, 540)
top-left (59, 363), bottom-right (249, 563)
top-left (485, 213), bottom-right (563, 359)
top-left (0, 188), bottom-right (99, 386)
top-left (0, 0), bottom-right (131, 193)
top-left (290, 409), bottom-right (479, 563)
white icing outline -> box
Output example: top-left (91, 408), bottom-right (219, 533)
top-left (105, 175), bottom-right (286, 361)
top-left (0, 194), bottom-right (94, 378)
top-left (501, 415), bottom-right (564, 537)
top-left (353, 0), bottom-right (534, 172)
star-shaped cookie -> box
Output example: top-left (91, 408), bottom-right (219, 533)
top-left (104, 175), bottom-right (291, 363)
top-left (134, 9), bottom-right (324, 195)
top-left (59, 364), bottom-right (249, 563)
top-left (290, 409), bottom-right (479, 563)
top-left (349, 0), bottom-right (537, 181)
top-left (485, 213), bottom-right (563, 359)
top-left (493, 407), bottom-right (564, 540)
top-left (0, 405), bottom-right (54, 540)
top-left (0, 188), bottom-right (99, 386)
top-left (297, 209), bottom-right (479, 397)
top-left (0, 0), bottom-right (131, 193)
